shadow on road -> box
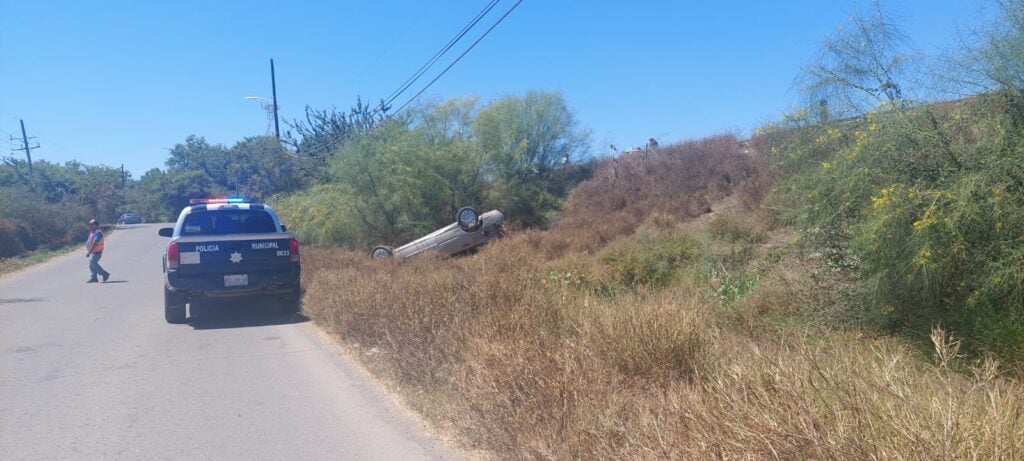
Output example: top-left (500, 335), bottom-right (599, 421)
top-left (0, 297), bottom-right (43, 304)
top-left (101, 280), bottom-right (129, 284)
top-left (187, 296), bottom-right (307, 330)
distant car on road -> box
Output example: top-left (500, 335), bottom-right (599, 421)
top-left (158, 198), bottom-right (301, 324)
top-left (371, 207), bottom-right (504, 260)
top-left (116, 212), bottom-right (143, 225)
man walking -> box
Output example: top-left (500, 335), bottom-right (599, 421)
top-left (85, 219), bottom-right (110, 283)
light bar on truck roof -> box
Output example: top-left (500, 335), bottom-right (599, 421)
top-left (188, 197), bottom-right (250, 205)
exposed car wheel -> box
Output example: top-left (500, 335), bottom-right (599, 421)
top-left (164, 288), bottom-right (187, 324)
top-left (456, 207), bottom-right (481, 232)
top-left (370, 245), bottom-right (394, 259)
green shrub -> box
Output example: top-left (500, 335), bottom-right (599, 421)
top-left (763, 94), bottom-right (1024, 361)
top-left (600, 231), bottom-right (697, 289)
top-left (270, 185), bottom-right (366, 247)
top-left (707, 213), bottom-right (767, 244)
top-left (703, 265), bottom-right (761, 308)
top-left (0, 186), bottom-right (91, 257)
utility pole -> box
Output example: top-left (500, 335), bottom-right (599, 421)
top-left (121, 164), bottom-right (127, 213)
top-left (11, 119), bottom-right (38, 173)
top-left (270, 59), bottom-right (280, 140)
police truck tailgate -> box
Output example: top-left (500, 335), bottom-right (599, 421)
top-left (172, 233), bottom-right (294, 287)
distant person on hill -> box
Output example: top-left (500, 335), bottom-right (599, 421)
top-left (85, 219), bottom-right (110, 283)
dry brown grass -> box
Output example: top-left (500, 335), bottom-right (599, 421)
top-left (301, 135), bottom-right (1023, 460)
top-left (530, 134), bottom-right (772, 259)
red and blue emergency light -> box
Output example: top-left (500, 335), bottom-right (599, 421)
top-left (188, 197), bottom-right (251, 205)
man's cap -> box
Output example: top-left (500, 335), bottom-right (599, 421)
top-left (88, 219), bottom-right (98, 225)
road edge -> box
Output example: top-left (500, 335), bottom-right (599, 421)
top-left (0, 226), bottom-right (129, 280)
top-left (299, 321), bottom-right (487, 461)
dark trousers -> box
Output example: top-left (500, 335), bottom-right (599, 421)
top-left (89, 252), bottom-right (109, 279)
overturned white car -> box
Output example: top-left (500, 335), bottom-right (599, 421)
top-left (371, 207), bottom-right (504, 260)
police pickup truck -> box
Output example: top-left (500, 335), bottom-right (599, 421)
top-left (158, 198), bottom-right (300, 323)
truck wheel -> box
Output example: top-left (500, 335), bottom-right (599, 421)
top-left (456, 207), bottom-right (481, 232)
top-left (370, 246), bottom-right (394, 259)
top-left (279, 289), bottom-right (301, 316)
top-left (164, 288), bottom-right (187, 324)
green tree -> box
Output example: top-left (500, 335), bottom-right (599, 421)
top-left (284, 98), bottom-right (386, 183)
top-left (797, 2), bottom-right (915, 119)
top-left (410, 97), bottom-right (488, 222)
top-left (161, 134), bottom-right (304, 208)
top-left (324, 98), bottom-right (491, 246)
top-left (128, 168), bottom-right (176, 222)
top-left (329, 117), bottom-right (433, 244)
top-left (0, 159), bottom-right (125, 255)
top-left (474, 91), bottom-right (590, 226)
top-left (227, 136), bottom-right (304, 199)
top-left (277, 91), bottom-right (592, 246)
top-left (973, 0), bottom-right (1024, 92)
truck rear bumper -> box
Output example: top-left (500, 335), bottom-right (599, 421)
top-left (165, 265), bottom-right (300, 298)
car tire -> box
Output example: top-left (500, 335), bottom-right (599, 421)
top-left (370, 246), bottom-right (394, 259)
top-left (456, 207), bottom-right (482, 232)
top-left (164, 288), bottom-right (187, 324)
top-left (279, 289), bottom-right (301, 316)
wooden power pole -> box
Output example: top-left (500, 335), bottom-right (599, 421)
top-left (270, 59), bottom-right (280, 140)
top-left (12, 119), bottom-right (38, 173)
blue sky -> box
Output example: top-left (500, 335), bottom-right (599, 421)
top-left (0, 0), bottom-right (992, 176)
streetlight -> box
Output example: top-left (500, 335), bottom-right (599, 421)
top-left (244, 96), bottom-right (278, 137)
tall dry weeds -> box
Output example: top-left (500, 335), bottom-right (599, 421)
top-left (301, 135), bottom-right (1022, 459)
top-left (534, 134), bottom-right (772, 258)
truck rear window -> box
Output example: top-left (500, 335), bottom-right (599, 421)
top-left (181, 210), bottom-right (277, 235)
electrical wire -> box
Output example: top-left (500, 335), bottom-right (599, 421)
top-left (295, 0), bottom-right (522, 159)
top-left (295, 1), bottom-right (501, 159)
top-left (391, 0), bottom-right (523, 115)
top-left (378, 0), bottom-right (501, 112)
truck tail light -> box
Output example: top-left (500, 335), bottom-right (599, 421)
top-left (289, 239), bottom-right (300, 263)
top-left (167, 242), bottom-right (180, 269)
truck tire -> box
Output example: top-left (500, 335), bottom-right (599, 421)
top-left (279, 288), bottom-right (301, 316)
top-left (164, 288), bottom-right (187, 324)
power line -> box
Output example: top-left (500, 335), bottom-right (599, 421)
top-left (378, 0), bottom-right (501, 112)
top-left (20, 122), bottom-right (75, 159)
top-left (3, 114), bottom-right (82, 161)
top-left (295, 1), bottom-right (505, 159)
top-left (392, 0), bottom-right (523, 115)
top-left (295, 0), bottom-right (523, 159)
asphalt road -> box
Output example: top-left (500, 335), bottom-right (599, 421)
top-left (0, 224), bottom-right (461, 460)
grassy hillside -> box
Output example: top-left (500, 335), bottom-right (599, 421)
top-left (761, 94), bottom-right (1024, 361)
top-left (300, 133), bottom-right (1023, 459)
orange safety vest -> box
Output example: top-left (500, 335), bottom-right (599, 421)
top-left (87, 230), bottom-right (105, 253)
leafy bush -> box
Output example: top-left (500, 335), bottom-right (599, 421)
top-left (0, 182), bottom-right (95, 258)
top-left (600, 230), bottom-right (697, 289)
top-left (270, 184), bottom-right (366, 247)
top-left (762, 0), bottom-right (1024, 362)
top-left (277, 92), bottom-right (593, 248)
top-left (763, 95), bottom-right (1024, 360)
